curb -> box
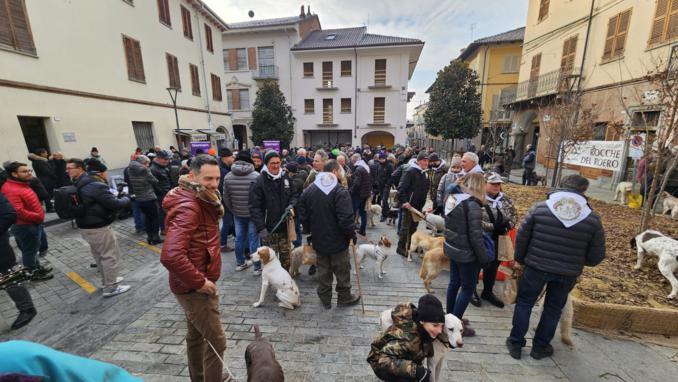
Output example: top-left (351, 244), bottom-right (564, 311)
top-left (572, 296), bottom-right (678, 336)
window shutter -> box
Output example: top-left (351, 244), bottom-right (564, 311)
top-left (538, 0), bottom-right (550, 21)
top-left (211, 74), bottom-right (222, 101)
top-left (0, 2), bottom-right (12, 47)
top-left (133, 40), bottom-right (145, 81)
top-left (530, 54), bottom-right (541, 80)
top-left (228, 48), bottom-right (238, 71)
top-left (157, 0), bottom-right (170, 26)
top-left (205, 24), bottom-right (213, 52)
top-left (122, 37), bottom-right (135, 80)
top-left (247, 47), bottom-right (257, 70)
top-left (613, 10), bottom-right (631, 57)
top-left (649, 0), bottom-right (670, 45)
top-left (2, 0), bottom-right (35, 54)
top-left (669, 0), bottom-right (678, 39)
top-left (190, 64), bottom-right (200, 96)
top-left (181, 6), bottom-right (192, 40)
top-left (602, 15), bottom-right (618, 59)
top-left (231, 89), bottom-right (241, 110)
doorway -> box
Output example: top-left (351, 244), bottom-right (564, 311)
top-left (233, 125), bottom-right (247, 151)
top-left (18, 116), bottom-right (50, 154)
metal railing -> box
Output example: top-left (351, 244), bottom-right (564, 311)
top-left (252, 65), bottom-right (278, 79)
top-left (490, 108), bottom-right (513, 122)
top-left (507, 67), bottom-right (580, 103)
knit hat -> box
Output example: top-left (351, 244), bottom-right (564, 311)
top-left (416, 151), bottom-right (430, 161)
top-left (285, 162), bottom-right (299, 173)
top-left (219, 148), bottom-right (233, 158)
top-left (85, 158), bottom-right (107, 173)
top-left (296, 156), bottom-right (307, 165)
top-left (378, 152), bottom-right (388, 160)
top-left (414, 295), bottom-right (445, 323)
top-left (486, 172), bottom-right (504, 184)
top-left (264, 151), bottom-right (280, 165)
top-left (236, 151), bottom-right (254, 165)
top-left (156, 150), bottom-right (172, 159)
top-left (429, 153), bottom-right (440, 162)
top-left (251, 150), bottom-right (262, 159)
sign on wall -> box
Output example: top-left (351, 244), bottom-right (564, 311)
top-left (62, 132), bottom-right (76, 142)
top-left (563, 140), bottom-right (624, 171)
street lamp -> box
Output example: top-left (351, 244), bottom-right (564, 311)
top-left (167, 87), bottom-right (180, 132)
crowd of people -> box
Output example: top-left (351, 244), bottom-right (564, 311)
top-left (0, 141), bottom-right (607, 382)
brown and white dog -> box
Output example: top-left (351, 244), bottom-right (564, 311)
top-left (632, 229), bottom-right (678, 299)
top-left (355, 235), bottom-right (392, 279)
top-left (408, 231), bottom-right (444, 262)
top-left (533, 174), bottom-right (547, 187)
top-left (614, 181), bottom-right (633, 205)
top-left (251, 246), bottom-right (301, 309)
top-left (380, 308), bottom-right (463, 382)
top-left (289, 245), bottom-right (317, 278)
top-left (661, 192), bottom-right (678, 220)
top-left (245, 325), bottom-right (284, 382)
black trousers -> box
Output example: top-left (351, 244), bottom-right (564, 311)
top-left (522, 168), bottom-right (534, 185)
top-left (6, 284), bottom-right (34, 313)
top-left (375, 370), bottom-right (417, 382)
top-left (380, 186), bottom-right (391, 218)
top-left (137, 200), bottom-right (160, 240)
top-left (481, 259), bottom-right (501, 295)
top-left (397, 210), bottom-right (418, 252)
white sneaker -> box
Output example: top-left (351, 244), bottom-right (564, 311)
top-left (115, 276), bottom-right (124, 283)
top-left (103, 285), bottom-right (131, 297)
top-left (235, 260), bottom-right (253, 272)
top-left (252, 269), bottom-right (262, 276)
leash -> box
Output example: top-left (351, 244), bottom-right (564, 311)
top-left (268, 208), bottom-right (292, 235)
top-left (206, 338), bottom-right (237, 382)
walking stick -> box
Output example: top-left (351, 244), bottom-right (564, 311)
top-left (350, 241), bottom-right (366, 314)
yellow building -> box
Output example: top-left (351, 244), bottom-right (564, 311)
top-left (505, 0), bottom-right (677, 182)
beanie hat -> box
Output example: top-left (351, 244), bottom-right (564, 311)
top-left (156, 150), bottom-right (172, 159)
top-left (285, 162), bottom-right (299, 173)
top-left (429, 153), bottom-right (440, 162)
top-left (296, 156), bottom-right (307, 165)
top-left (236, 151), bottom-right (254, 165)
top-left (378, 152), bottom-right (388, 160)
top-left (414, 295), bottom-right (445, 323)
top-left (219, 148), bottom-right (233, 158)
top-left (416, 151), bottom-right (430, 161)
top-left (264, 151), bottom-right (280, 165)
top-left (251, 150), bottom-right (262, 159)
top-left (85, 158), bottom-right (107, 173)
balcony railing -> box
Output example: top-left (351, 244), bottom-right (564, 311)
top-left (252, 65), bottom-right (278, 79)
top-left (490, 108), bottom-right (513, 122)
top-left (509, 67), bottom-right (580, 104)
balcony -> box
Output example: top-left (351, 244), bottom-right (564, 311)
top-left (490, 108), bottom-right (513, 122)
top-left (508, 67), bottom-right (580, 104)
top-left (252, 65), bottom-right (278, 80)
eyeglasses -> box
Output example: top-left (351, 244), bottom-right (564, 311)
top-left (18, 169), bottom-right (33, 174)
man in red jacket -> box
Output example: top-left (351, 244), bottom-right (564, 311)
top-left (1, 161), bottom-right (52, 281)
top-left (160, 155), bottom-right (227, 382)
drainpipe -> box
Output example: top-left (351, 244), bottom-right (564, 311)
top-left (196, 4), bottom-right (213, 131)
top-left (354, 47), bottom-right (358, 145)
top-left (288, 33), bottom-right (295, 146)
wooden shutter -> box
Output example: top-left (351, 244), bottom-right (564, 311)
top-left (181, 5), bottom-right (192, 40)
top-left (230, 89), bottom-right (241, 110)
top-left (649, 0), bottom-right (670, 45)
top-left (530, 54), bottom-right (541, 80)
top-left (211, 74), bottom-right (222, 101)
top-left (157, 0), bottom-right (170, 26)
top-left (123, 36), bottom-right (145, 82)
top-left (560, 36), bottom-right (577, 73)
top-left (166, 53), bottom-right (180, 89)
top-left (204, 24), bottom-right (213, 52)
top-left (602, 15), bottom-right (618, 59)
top-left (247, 47), bottom-right (257, 70)
top-left (613, 10), bottom-right (631, 57)
top-left (228, 48), bottom-right (238, 71)
top-left (190, 64), bottom-right (200, 96)
top-left (669, 0), bottom-right (678, 39)
top-left (538, 0), bottom-right (550, 21)
top-left (0, 0), bottom-right (36, 54)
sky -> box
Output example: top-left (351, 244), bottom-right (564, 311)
top-left (203, 0), bottom-right (529, 119)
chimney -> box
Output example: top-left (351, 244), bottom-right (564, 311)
top-left (307, 5), bottom-right (311, 16)
top-left (300, 5), bottom-right (305, 18)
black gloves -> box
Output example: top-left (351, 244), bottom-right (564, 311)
top-left (492, 221), bottom-right (511, 236)
top-left (415, 366), bottom-right (430, 382)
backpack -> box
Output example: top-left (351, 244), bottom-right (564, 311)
top-left (461, 198), bottom-right (496, 263)
top-left (54, 184), bottom-right (86, 219)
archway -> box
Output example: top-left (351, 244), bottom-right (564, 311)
top-left (361, 131), bottom-right (394, 148)
top-left (216, 126), bottom-right (232, 149)
top-left (510, 110), bottom-right (538, 166)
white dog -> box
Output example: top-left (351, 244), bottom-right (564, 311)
top-left (380, 308), bottom-right (463, 382)
top-left (251, 246), bottom-right (301, 309)
top-left (367, 204), bottom-right (382, 228)
top-left (614, 181), bottom-right (633, 205)
top-left (661, 192), bottom-right (678, 220)
top-left (632, 230), bottom-right (678, 299)
top-left (355, 236), bottom-right (392, 279)
top-left (424, 212), bottom-right (445, 236)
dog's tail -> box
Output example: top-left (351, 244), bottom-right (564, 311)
top-left (253, 324), bottom-right (262, 340)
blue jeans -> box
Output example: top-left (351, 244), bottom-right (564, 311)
top-left (220, 210), bottom-right (234, 247)
top-left (352, 195), bottom-right (367, 235)
top-left (11, 224), bottom-right (42, 270)
top-left (234, 216), bottom-right (261, 271)
top-left (39, 225), bottom-right (48, 253)
top-left (509, 266), bottom-right (577, 349)
top-left (446, 259), bottom-right (480, 319)
top-left (131, 200), bottom-right (145, 231)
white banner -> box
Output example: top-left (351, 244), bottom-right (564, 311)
top-left (563, 140), bottom-right (624, 171)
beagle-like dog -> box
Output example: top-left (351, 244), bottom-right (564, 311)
top-left (251, 246), bottom-right (301, 309)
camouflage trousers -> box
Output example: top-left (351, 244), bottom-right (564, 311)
top-left (262, 232), bottom-right (291, 270)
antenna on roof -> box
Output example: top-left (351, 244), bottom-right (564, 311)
top-left (248, 10), bottom-right (254, 18)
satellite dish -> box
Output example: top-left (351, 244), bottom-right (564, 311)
top-left (248, 10), bottom-right (254, 18)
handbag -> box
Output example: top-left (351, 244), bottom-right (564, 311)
top-left (497, 232), bottom-right (515, 262)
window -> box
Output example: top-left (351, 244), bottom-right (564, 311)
top-left (0, 0), bottom-right (36, 55)
top-left (204, 24), bottom-right (213, 53)
top-left (631, 111), bottom-right (661, 128)
top-left (530, 53), bottom-right (541, 80)
top-left (341, 98), bottom-right (351, 113)
top-left (502, 55), bottom-right (519, 73)
top-left (304, 99), bottom-right (314, 113)
top-left (224, 48), bottom-right (247, 71)
top-left (258, 46), bottom-right (274, 74)
top-left (323, 99), bottom-right (333, 124)
top-left (189, 64), bottom-right (200, 96)
top-left (157, 0), bottom-right (171, 27)
top-left (593, 123), bottom-right (608, 140)
top-left (239, 89), bottom-right (250, 110)
top-left (538, 0), bottom-right (550, 22)
top-left (181, 5), bottom-right (193, 40)
top-left (227, 89), bottom-right (249, 110)
top-left (211, 74), bottom-right (222, 101)
top-left (375, 59), bottom-right (387, 85)
top-left (122, 35), bottom-right (145, 82)
top-left (166, 53), bottom-right (180, 90)
top-left (373, 97), bottom-right (385, 123)
top-left (236, 48), bottom-right (247, 70)
top-left (341, 60), bottom-right (352, 76)
top-left (603, 9), bottom-right (631, 60)
top-left (649, 0), bottom-right (678, 45)
top-left (322, 61), bottom-right (333, 87)
top-left (560, 36), bottom-right (578, 73)
top-left (132, 122), bottom-right (154, 150)
top-left (303, 62), bottom-right (314, 77)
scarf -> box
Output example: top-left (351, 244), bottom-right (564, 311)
top-left (178, 175), bottom-right (224, 219)
top-left (444, 192), bottom-right (471, 216)
top-left (486, 192), bottom-right (504, 209)
top-left (262, 166), bottom-right (283, 180)
top-left (313, 172), bottom-right (339, 195)
top-left (545, 191), bottom-right (591, 228)
top-left (460, 164), bottom-right (483, 176)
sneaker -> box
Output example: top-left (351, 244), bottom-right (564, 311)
top-left (252, 269), bottom-right (262, 276)
top-left (530, 344), bottom-right (554, 360)
top-left (11, 308), bottom-right (37, 330)
top-left (506, 338), bottom-right (522, 359)
top-left (235, 260), bottom-right (253, 272)
top-left (481, 292), bottom-right (505, 308)
top-left (30, 268), bottom-right (53, 281)
top-left (321, 301), bottom-right (332, 309)
top-left (38, 250), bottom-right (48, 258)
top-left (115, 276), bottom-right (124, 284)
top-left (103, 285), bottom-right (131, 297)
top-left (470, 291), bottom-right (482, 307)
top-left (38, 264), bottom-right (53, 273)
top-left (337, 295), bottom-right (361, 307)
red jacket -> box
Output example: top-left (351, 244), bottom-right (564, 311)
top-left (160, 186), bottom-right (221, 294)
top-left (1, 179), bottom-right (44, 225)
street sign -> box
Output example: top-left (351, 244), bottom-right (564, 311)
top-left (563, 140), bottom-right (624, 171)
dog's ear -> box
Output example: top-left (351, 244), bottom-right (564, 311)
top-left (382, 237), bottom-right (392, 248)
top-left (259, 247), bottom-right (271, 264)
top-left (629, 237), bottom-right (637, 250)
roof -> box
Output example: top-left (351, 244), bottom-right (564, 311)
top-left (228, 15), bottom-right (305, 30)
top-left (186, 0), bottom-right (228, 31)
top-left (291, 27), bottom-right (423, 50)
top-left (458, 26), bottom-right (525, 61)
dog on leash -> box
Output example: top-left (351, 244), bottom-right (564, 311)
top-left (251, 247), bottom-right (301, 309)
top-left (380, 307), bottom-right (463, 382)
top-left (631, 229), bottom-right (678, 299)
top-left (289, 245), bottom-right (317, 278)
top-left (424, 212), bottom-right (445, 236)
top-left (355, 236), bottom-right (392, 279)
top-left (419, 247), bottom-right (448, 293)
top-left (614, 181), bottom-right (633, 205)
top-left (661, 192), bottom-right (678, 219)
top-left (367, 204), bottom-right (383, 227)
top-left (245, 325), bottom-right (284, 382)
top-left (408, 231), bottom-right (444, 262)
top-left (385, 207), bottom-right (399, 226)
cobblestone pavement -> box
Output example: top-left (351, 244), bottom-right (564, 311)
top-left (1, 217), bottom-right (677, 381)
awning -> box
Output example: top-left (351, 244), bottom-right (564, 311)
top-left (174, 130), bottom-right (208, 141)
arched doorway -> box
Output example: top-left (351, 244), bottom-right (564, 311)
top-left (233, 125), bottom-right (247, 151)
top-left (361, 131), bottom-right (394, 148)
top-left (510, 110), bottom-right (538, 166)
top-left (216, 126), bottom-right (232, 149)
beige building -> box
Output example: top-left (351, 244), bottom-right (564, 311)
top-left (0, 0), bottom-right (231, 170)
top-left (505, 0), bottom-right (677, 182)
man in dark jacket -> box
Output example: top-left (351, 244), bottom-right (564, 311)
top-left (376, 153), bottom-right (394, 222)
top-left (285, 162), bottom-right (307, 249)
top-left (151, 150), bottom-right (173, 235)
top-left (427, 153), bottom-right (449, 214)
top-left (249, 151), bottom-right (300, 270)
top-left (507, 175), bottom-right (605, 360)
top-left (217, 148), bottom-right (235, 252)
top-left (350, 153), bottom-right (373, 236)
top-left (127, 156), bottom-right (162, 244)
top-left (67, 159), bottom-right (131, 297)
top-left (298, 160), bottom-right (360, 309)
top-left (28, 148), bottom-right (57, 212)
top-left (0, 191), bottom-right (37, 330)
top-left (396, 152), bottom-right (430, 256)
top-left (521, 144), bottom-right (536, 186)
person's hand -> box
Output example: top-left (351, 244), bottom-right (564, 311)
top-left (284, 204), bottom-right (293, 213)
top-left (258, 229), bottom-right (269, 241)
top-left (197, 279), bottom-right (216, 295)
top-left (350, 232), bottom-right (358, 245)
top-left (402, 202), bottom-right (412, 210)
top-left (415, 366), bottom-right (430, 382)
top-left (512, 262), bottom-right (524, 278)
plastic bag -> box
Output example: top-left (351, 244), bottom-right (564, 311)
top-left (628, 193), bottom-right (642, 209)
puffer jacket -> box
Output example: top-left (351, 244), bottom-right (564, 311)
top-left (428, 161), bottom-right (449, 209)
top-left (522, 149), bottom-right (536, 169)
top-left (249, 169), bottom-right (299, 234)
top-left (350, 162), bottom-right (373, 199)
top-left (0, 192), bottom-right (17, 271)
top-left (50, 158), bottom-right (70, 188)
top-left (1, 179), bottom-right (44, 225)
top-left (436, 170), bottom-right (463, 210)
top-left (160, 185), bottom-right (221, 294)
top-left (28, 153), bottom-right (56, 191)
top-left (443, 195), bottom-right (487, 264)
top-left (515, 192), bottom-right (605, 277)
top-left (127, 161), bottom-right (158, 202)
top-left (74, 173), bottom-right (130, 229)
top-left (367, 302), bottom-right (433, 379)
top-left (223, 161), bottom-right (259, 218)
top-left (376, 161), bottom-right (394, 189)
top-left (397, 165), bottom-right (429, 210)
top-left (150, 161), bottom-right (172, 200)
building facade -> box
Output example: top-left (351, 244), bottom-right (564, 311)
top-left (0, 0), bottom-right (231, 170)
top-left (505, 0), bottom-right (677, 183)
